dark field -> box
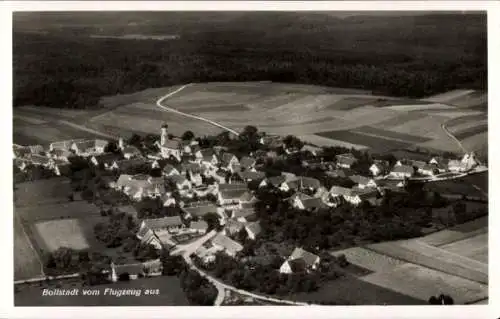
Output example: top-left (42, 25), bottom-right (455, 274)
top-left (454, 124), bottom-right (488, 140)
top-left (374, 112), bottom-right (428, 128)
top-left (445, 114), bottom-right (487, 128)
top-left (354, 126), bottom-right (431, 143)
top-left (316, 130), bottom-right (411, 152)
top-left (15, 276), bottom-right (189, 306)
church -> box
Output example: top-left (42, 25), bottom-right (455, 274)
top-left (154, 124), bottom-right (183, 162)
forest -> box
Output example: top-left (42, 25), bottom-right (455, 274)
top-left (13, 12), bottom-right (486, 109)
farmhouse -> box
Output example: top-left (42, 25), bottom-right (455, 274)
top-left (218, 188), bottom-right (249, 209)
top-left (232, 207), bottom-right (257, 223)
top-left (122, 146), bottom-right (142, 159)
top-left (211, 233), bottom-right (243, 257)
top-left (279, 177), bottom-right (321, 193)
top-left (225, 219), bottom-right (246, 236)
top-left (369, 160), bottom-right (389, 176)
top-left (195, 149), bottom-right (219, 166)
top-left (244, 221), bottom-right (262, 240)
top-left (300, 144), bottom-right (322, 156)
top-left (50, 139), bottom-right (84, 152)
top-left (182, 203), bottom-right (219, 219)
top-left (293, 197), bottom-right (327, 211)
top-left (110, 262), bottom-right (144, 282)
top-left (141, 216), bottom-right (184, 234)
top-left (279, 247), bottom-right (320, 274)
top-left (167, 175), bottom-right (192, 191)
top-left (111, 157), bottom-right (147, 172)
top-left (349, 175), bottom-right (378, 189)
top-left (136, 224), bottom-right (163, 250)
top-left (189, 220), bottom-right (209, 234)
top-left (418, 164), bottom-right (437, 176)
top-left (162, 164), bottom-right (181, 176)
top-left (162, 193), bottom-right (177, 207)
top-left (239, 156), bottom-right (257, 170)
top-left (71, 139), bottom-right (108, 157)
top-left (220, 153), bottom-right (239, 172)
top-left (336, 153), bottom-right (357, 169)
top-left (259, 175), bottom-right (287, 188)
top-left (390, 165), bottom-right (414, 178)
top-left (90, 153), bottom-right (122, 169)
top-left (237, 170), bottom-right (266, 182)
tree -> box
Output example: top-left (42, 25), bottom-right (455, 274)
top-left (182, 130), bottom-right (195, 141)
top-left (104, 141), bottom-right (119, 153)
top-left (283, 135), bottom-right (303, 150)
top-left (203, 212), bottom-right (221, 232)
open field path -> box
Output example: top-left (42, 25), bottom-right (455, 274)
top-left (156, 84), bottom-right (240, 136)
top-left (56, 120), bottom-right (117, 140)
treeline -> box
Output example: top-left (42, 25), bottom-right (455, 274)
top-left (14, 13), bottom-right (486, 109)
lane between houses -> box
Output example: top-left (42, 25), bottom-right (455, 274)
top-left (156, 84), bottom-right (241, 137)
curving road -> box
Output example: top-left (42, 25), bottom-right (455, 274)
top-left (156, 84), bottom-right (240, 137)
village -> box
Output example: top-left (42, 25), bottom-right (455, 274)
top-left (13, 123), bottom-right (486, 304)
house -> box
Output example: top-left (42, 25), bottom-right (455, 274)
top-left (182, 204), bottom-right (219, 219)
top-left (48, 148), bottom-right (72, 161)
top-left (237, 170), bottom-right (266, 183)
top-left (71, 139), bottom-right (108, 157)
top-left (29, 154), bottom-right (53, 168)
top-left (189, 220), bottom-right (209, 234)
top-left (238, 191), bottom-right (257, 205)
top-left (195, 149), bottom-right (219, 167)
top-left (428, 157), bottom-right (449, 172)
top-left (114, 174), bottom-right (164, 200)
top-left (224, 219), bottom-right (246, 236)
top-left (325, 169), bottom-right (349, 178)
top-left (245, 222), bottom-right (262, 240)
top-left (142, 258), bottom-right (163, 276)
top-left (297, 197), bottom-right (327, 211)
top-left (220, 153), bottom-right (239, 172)
top-left (151, 159), bottom-right (169, 170)
top-left (418, 164), bottom-right (437, 176)
top-left (279, 247), bottom-right (320, 274)
top-left (122, 146), bottom-right (142, 159)
top-left (183, 163), bottom-right (204, 186)
top-left (218, 188), bottom-right (249, 209)
top-left (348, 188), bottom-right (379, 206)
top-left (300, 144), bottom-right (322, 156)
top-left (13, 145), bottom-right (32, 159)
top-left (90, 153), bottom-right (122, 169)
top-left (162, 193), bottom-right (177, 207)
top-left (14, 158), bottom-right (28, 171)
top-left (52, 160), bottom-right (71, 176)
top-left (279, 177), bottom-right (321, 193)
top-left (289, 192), bottom-right (312, 208)
top-left (136, 224), bottom-right (163, 250)
top-left (329, 186), bottom-right (353, 199)
top-left (211, 233), bottom-right (243, 257)
top-left (141, 216), bottom-right (184, 234)
top-left (112, 157), bottom-right (147, 172)
top-left (158, 125), bottom-right (183, 162)
top-left (213, 169), bottom-right (228, 184)
top-left (167, 175), bottom-right (192, 191)
top-left (110, 262), bottom-right (144, 282)
top-left (369, 160), bottom-right (389, 176)
top-left (336, 153), bottom-right (357, 169)
top-left (259, 175), bottom-right (286, 188)
top-left (239, 156), bottom-right (256, 170)
top-left (50, 139), bottom-right (84, 152)
top-left (218, 183), bottom-right (248, 192)
top-left (232, 207), bottom-right (257, 223)
top-left (163, 164), bottom-right (181, 176)
top-left (349, 175), bottom-right (378, 189)
top-left (389, 165), bottom-right (414, 178)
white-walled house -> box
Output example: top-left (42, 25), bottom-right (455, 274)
top-left (279, 247), bottom-right (320, 274)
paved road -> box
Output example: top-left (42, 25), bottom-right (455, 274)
top-left (156, 84), bottom-right (240, 136)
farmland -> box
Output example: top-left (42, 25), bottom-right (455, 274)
top-left (14, 217), bottom-right (44, 281)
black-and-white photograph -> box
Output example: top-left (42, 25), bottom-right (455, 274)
top-left (10, 7), bottom-right (489, 310)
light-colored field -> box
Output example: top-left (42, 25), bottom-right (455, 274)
top-left (448, 119), bottom-right (488, 134)
top-left (424, 90), bottom-right (476, 103)
top-left (440, 233), bottom-right (488, 262)
top-left (385, 103), bottom-right (455, 112)
top-left (13, 115), bottom-right (47, 125)
top-left (331, 247), bottom-right (405, 272)
top-left (33, 219), bottom-right (92, 252)
top-left (417, 217), bottom-right (488, 247)
top-left (367, 240), bottom-right (487, 284)
top-left (298, 134), bottom-right (369, 149)
top-left (14, 217), bottom-right (43, 280)
top-left (361, 263), bottom-right (488, 304)
top-left (461, 132), bottom-right (488, 154)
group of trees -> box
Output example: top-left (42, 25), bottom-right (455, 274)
top-left (93, 212), bottom-right (139, 248)
top-left (14, 13), bottom-right (485, 109)
top-left (44, 247), bottom-right (111, 276)
top-left (252, 184), bottom-right (443, 252)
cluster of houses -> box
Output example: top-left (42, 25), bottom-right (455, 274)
top-left (13, 124), bottom-right (481, 278)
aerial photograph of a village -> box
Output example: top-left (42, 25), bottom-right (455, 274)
top-left (12, 10), bottom-right (488, 307)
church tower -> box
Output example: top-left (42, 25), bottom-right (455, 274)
top-left (161, 124), bottom-right (168, 146)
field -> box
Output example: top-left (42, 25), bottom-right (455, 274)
top-left (32, 217), bottom-right (104, 253)
top-left (14, 217), bottom-right (44, 281)
top-left (327, 213), bottom-right (488, 304)
top-left (14, 178), bottom-right (73, 207)
top-left (13, 80), bottom-right (487, 157)
top-left (15, 276), bottom-right (189, 306)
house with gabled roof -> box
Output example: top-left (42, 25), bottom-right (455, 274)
top-left (48, 148), bottom-right (72, 161)
top-left (289, 192), bottom-right (312, 208)
top-left (239, 156), bottom-right (256, 171)
top-left (110, 157), bottom-right (147, 172)
top-left (195, 148), bottom-right (219, 167)
top-left (232, 207), bottom-right (257, 223)
top-left (182, 203), bottom-right (219, 219)
top-left (141, 215), bottom-right (184, 234)
top-left (389, 165), bottom-right (414, 179)
top-left (325, 168), bottom-right (350, 178)
top-left (349, 175), bottom-right (378, 189)
top-left (189, 220), bottom-right (208, 234)
top-left (161, 193), bottom-right (177, 207)
top-left (220, 152), bottom-right (239, 172)
top-left (300, 144), bottom-right (322, 156)
top-left (90, 152), bottom-right (122, 169)
top-left (122, 146), bottom-right (142, 159)
top-left (279, 176), bottom-right (321, 193)
top-left (110, 261), bottom-right (145, 282)
top-left (211, 233), bottom-right (243, 257)
top-left (237, 170), bottom-right (266, 183)
top-left (218, 188), bottom-right (249, 209)
top-left (71, 139), bottom-right (108, 157)
top-left (369, 160), bottom-right (389, 177)
top-left (245, 221), bottom-right (262, 240)
top-left (167, 174), bottom-right (192, 191)
top-left (224, 219), bottom-right (245, 237)
top-left (294, 197), bottom-right (327, 211)
top-left (136, 224), bottom-right (163, 250)
top-left (336, 153), bottom-right (357, 169)
top-left (50, 139), bottom-right (84, 152)
top-left (418, 164), bottom-right (438, 176)
top-left (259, 175), bottom-right (286, 188)
top-left (279, 247), bottom-right (320, 274)
top-left (162, 164), bottom-right (180, 177)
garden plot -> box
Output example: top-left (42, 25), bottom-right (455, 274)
top-left (361, 263), bottom-right (488, 304)
top-left (32, 218), bottom-right (100, 252)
